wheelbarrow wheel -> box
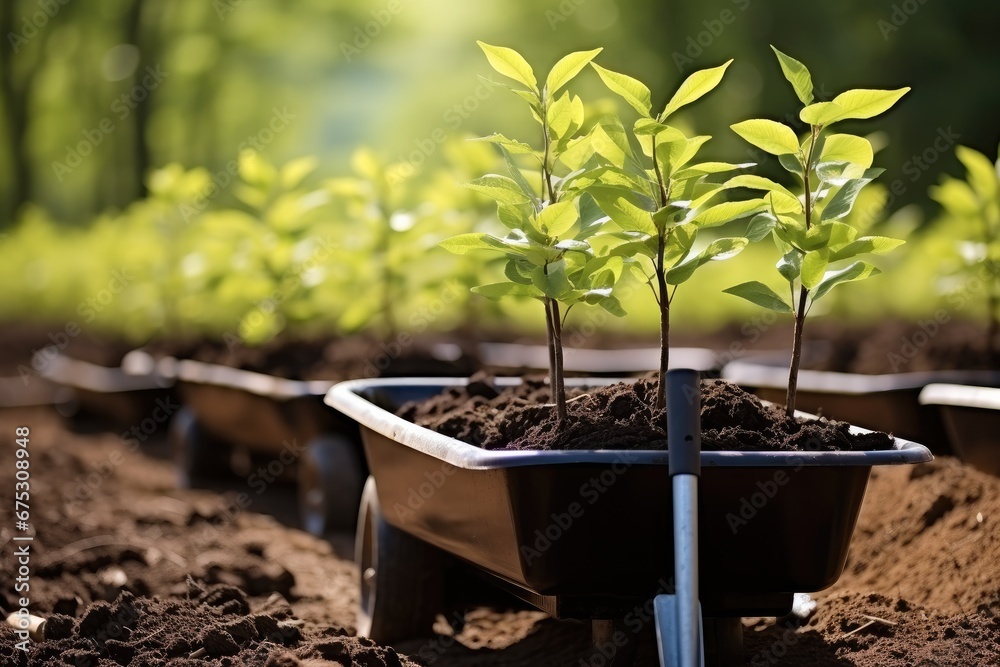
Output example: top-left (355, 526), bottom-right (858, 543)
top-left (355, 476), bottom-right (444, 644)
top-left (298, 434), bottom-right (365, 535)
top-left (171, 407), bottom-right (232, 488)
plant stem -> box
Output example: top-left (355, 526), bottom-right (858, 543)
top-left (652, 137), bottom-right (671, 411)
top-left (655, 234), bottom-right (669, 411)
top-left (548, 297), bottom-right (567, 421)
top-left (544, 296), bottom-right (558, 396)
top-left (786, 285), bottom-right (808, 418)
top-left (786, 127), bottom-right (819, 418)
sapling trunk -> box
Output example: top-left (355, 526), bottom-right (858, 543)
top-left (544, 297), bottom-right (567, 421)
top-left (787, 127), bottom-right (819, 419)
top-left (652, 140), bottom-right (671, 412)
top-left (655, 235), bottom-right (670, 411)
top-left (786, 285), bottom-right (809, 418)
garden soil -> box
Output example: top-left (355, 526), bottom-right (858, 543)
top-left (398, 375), bottom-right (893, 452)
top-left (2, 407), bottom-right (999, 666)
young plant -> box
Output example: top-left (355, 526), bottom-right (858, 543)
top-left (586, 59), bottom-right (765, 410)
top-left (929, 145), bottom-right (1000, 357)
top-left (441, 43), bottom-right (626, 421)
top-left (724, 46), bottom-right (908, 416)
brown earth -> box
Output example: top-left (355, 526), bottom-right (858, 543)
top-left (1, 405), bottom-right (999, 666)
top-left (398, 375), bottom-right (893, 452)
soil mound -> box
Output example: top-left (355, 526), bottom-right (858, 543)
top-left (399, 374), bottom-right (893, 451)
top-left (837, 456), bottom-right (1000, 614)
top-left (0, 586), bottom-right (416, 667)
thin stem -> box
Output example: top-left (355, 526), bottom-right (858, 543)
top-left (545, 297), bottom-right (567, 421)
top-left (655, 234), bottom-right (669, 411)
top-left (787, 127), bottom-right (820, 418)
top-left (786, 286), bottom-right (808, 418)
top-left (651, 135), bottom-right (672, 410)
top-left (541, 99), bottom-right (555, 203)
top-left (544, 296), bottom-right (558, 400)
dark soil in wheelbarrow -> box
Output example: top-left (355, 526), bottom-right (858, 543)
top-left (399, 374), bottom-right (894, 451)
top-left (3, 407), bottom-right (999, 666)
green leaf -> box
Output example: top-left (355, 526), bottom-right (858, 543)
top-left (771, 46), bottom-right (813, 106)
top-left (673, 161), bottom-right (755, 180)
top-left (547, 91), bottom-right (577, 141)
top-left (956, 145), bottom-right (998, 200)
top-left (597, 295), bottom-right (627, 317)
top-left (504, 259), bottom-right (532, 284)
top-left (497, 203), bottom-right (528, 231)
top-left (724, 175), bottom-right (801, 209)
top-left (471, 133), bottom-right (536, 154)
top-left (280, 156), bottom-right (318, 190)
top-left (829, 236), bottom-right (905, 261)
top-left (472, 282), bottom-right (541, 300)
top-left (800, 250), bottom-right (829, 289)
top-left (661, 59), bottom-right (733, 119)
top-left (596, 195), bottom-right (656, 235)
top-left (811, 261), bottom-right (880, 301)
top-left (820, 168), bottom-right (883, 221)
top-left (534, 200), bottom-right (579, 237)
top-left (799, 102), bottom-right (843, 126)
top-left (692, 199), bottom-right (769, 227)
top-left (439, 233), bottom-right (505, 255)
top-left (665, 237), bottom-right (747, 285)
top-left (805, 221), bottom-right (858, 250)
top-left (499, 146), bottom-right (539, 206)
top-left (656, 135), bottom-right (711, 178)
top-left (776, 250), bottom-right (801, 283)
top-left (465, 175), bottom-right (533, 206)
top-left (590, 63), bottom-right (652, 117)
top-left (828, 88), bottom-right (910, 121)
top-left (477, 41), bottom-right (537, 91)
top-left (746, 213), bottom-right (777, 242)
top-left (818, 134), bottom-right (874, 175)
top-left (633, 118), bottom-right (686, 138)
top-left (730, 119), bottom-right (800, 156)
top-left (723, 281), bottom-right (793, 313)
top-left (546, 48), bottom-right (602, 96)
top-left (930, 177), bottom-right (981, 215)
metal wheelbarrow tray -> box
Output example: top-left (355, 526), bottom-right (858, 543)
top-left (37, 349), bottom-right (175, 425)
top-left (723, 351), bottom-right (1000, 455)
top-left (920, 383), bottom-right (1000, 476)
top-left (131, 352), bottom-right (365, 533)
top-left (327, 377), bottom-right (931, 638)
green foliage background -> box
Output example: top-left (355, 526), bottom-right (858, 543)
top-left (1, 0), bottom-right (998, 341)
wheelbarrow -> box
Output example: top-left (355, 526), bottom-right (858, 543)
top-left (327, 375), bottom-right (932, 665)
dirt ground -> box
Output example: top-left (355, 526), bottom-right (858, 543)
top-left (1, 407), bottom-right (999, 666)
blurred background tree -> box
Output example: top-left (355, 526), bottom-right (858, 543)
top-left (2, 0), bottom-right (997, 226)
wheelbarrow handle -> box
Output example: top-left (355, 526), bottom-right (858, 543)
top-left (667, 369), bottom-right (701, 478)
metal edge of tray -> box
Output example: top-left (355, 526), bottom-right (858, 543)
top-left (723, 352), bottom-right (1000, 394)
top-left (38, 349), bottom-right (172, 393)
top-left (124, 350), bottom-right (332, 401)
top-left (478, 343), bottom-right (719, 374)
top-left (919, 383), bottom-right (1000, 411)
top-left (326, 376), bottom-right (932, 470)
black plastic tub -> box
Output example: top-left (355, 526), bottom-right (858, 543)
top-left (920, 383), bottom-right (1000, 476)
top-left (722, 353), bottom-right (1000, 455)
top-left (36, 349), bottom-right (175, 425)
top-left (327, 377), bottom-right (931, 619)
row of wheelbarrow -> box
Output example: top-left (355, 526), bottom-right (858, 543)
top-left (5, 339), bottom-right (998, 665)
